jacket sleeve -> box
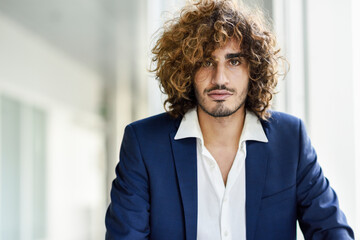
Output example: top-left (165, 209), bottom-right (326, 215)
top-left (105, 124), bottom-right (150, 240)
top-left (296, 119), bottom-right (354, 240)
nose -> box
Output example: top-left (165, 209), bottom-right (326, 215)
top-left (211, 65), bottom-right (229, 86)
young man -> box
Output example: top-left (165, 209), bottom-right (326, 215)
top-left (105, 0), bottom-right (354, 239)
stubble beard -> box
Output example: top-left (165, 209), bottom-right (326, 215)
top-left (195, 87), bottom-right (248, 118)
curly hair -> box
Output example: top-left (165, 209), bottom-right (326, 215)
top-left (151, 0), bottom-right (285, 120)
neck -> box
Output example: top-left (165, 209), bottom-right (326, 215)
top-left (197, 106), bottom-right (246, 149)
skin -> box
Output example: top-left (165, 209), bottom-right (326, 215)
top-left (194, 39), bottom-right (250, 185)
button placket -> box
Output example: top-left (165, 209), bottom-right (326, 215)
top-left (207, 159), bottom-right (216, 170)
top-left (221, 190), bottom-right (231, 239)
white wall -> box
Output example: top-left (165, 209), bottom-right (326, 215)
top-left (0, 15), bottom-right (102, 114)
top-left (351, 0), bottom-right (360, 237)
top-left (306, 0), bottom-right (357, 235)
top-left (273, 0), bottom-right (358, 237)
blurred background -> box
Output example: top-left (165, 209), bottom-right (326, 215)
top-left (0, 0), bottom-right (359, 239)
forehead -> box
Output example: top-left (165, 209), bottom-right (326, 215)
top-left (211, 39), bottom-right (241, 58)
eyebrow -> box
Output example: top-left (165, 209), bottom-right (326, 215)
top-left (225, 53), bottom-right (245, 59)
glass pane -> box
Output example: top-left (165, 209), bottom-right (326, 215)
top-left (0, 96), bottom-right (21, 240)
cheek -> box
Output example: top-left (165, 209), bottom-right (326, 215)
top-left (194, 74), bottom-right (209, 92)
top-left (193, 81), bottom-right (204, 96)
top-left (233, 71), bottom-right (249, 88)
top-left (232, 67), bottom-right (249, 78)
top-left (194, 72), bottom-right (210, 84)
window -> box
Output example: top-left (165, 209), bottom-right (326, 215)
top-left (0, 95), bottom-right (46, 240)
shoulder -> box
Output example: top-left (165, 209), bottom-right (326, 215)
top-left (127, 112), bottom-right (181, 137)
top-left (261, 110), bottom-right (304, 140)
top-left (265, 110), bottom-right (302, 126)
top-left (122, 113), bottom-right (182, 156)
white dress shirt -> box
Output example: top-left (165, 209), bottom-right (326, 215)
top-left (174, 108), bottom-right (268, 240)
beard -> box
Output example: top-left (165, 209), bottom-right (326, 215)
top-left (195, 84), bottom-right (247, 118)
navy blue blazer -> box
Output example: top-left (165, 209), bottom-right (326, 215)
top-left (105, 111), bottom-right (354, 240)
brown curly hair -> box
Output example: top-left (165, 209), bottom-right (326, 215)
top-left (151, 0), bottom-right (284, 120)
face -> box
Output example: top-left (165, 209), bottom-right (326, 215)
top-left (194, 39), bottom-right (249, 118)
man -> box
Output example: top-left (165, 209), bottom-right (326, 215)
top-left (105, 0), bottom-right (354, 239)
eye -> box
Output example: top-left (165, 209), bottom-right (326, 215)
top-left (202, 60), bottom-right (213, 68)
top-left (229, 59), bottom-right (241, 66)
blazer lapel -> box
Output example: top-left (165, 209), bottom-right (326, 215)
top-left (169, 132), bottom-right (197, 240)
top-left (246, 140), bottom-right (269, 240)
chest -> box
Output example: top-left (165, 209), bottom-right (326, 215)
top-left (207, 145), bottom-right (239, 185)
top-left (196, 142), bottom-right (247, 240)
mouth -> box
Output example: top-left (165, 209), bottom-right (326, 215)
top-left (207, 89), bottom-right (233, 101)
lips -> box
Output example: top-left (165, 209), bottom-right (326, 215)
top-left (207, 89), bottom-right (233, 100)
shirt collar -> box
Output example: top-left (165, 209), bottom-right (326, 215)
top-left (174, 108), bottom-right (203, 141)
top-left (174, 108), bottom-right (268, 144)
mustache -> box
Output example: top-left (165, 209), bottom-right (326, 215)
top-left (204, 85), bottom-right (236, 94)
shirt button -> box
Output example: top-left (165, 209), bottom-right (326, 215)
top-left (207, 160), bottom-right (215, 169)
top-left (241, 142), bottom-right (245, 150)
top-left (224, 230), bottom-right (229, 237)
top-left (223, 197), bottom-right (228, 202)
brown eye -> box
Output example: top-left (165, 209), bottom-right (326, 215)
top-left (202, 60), bottom-right (213, 67)
top-left (229, 59), bottom-right (240, 66)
